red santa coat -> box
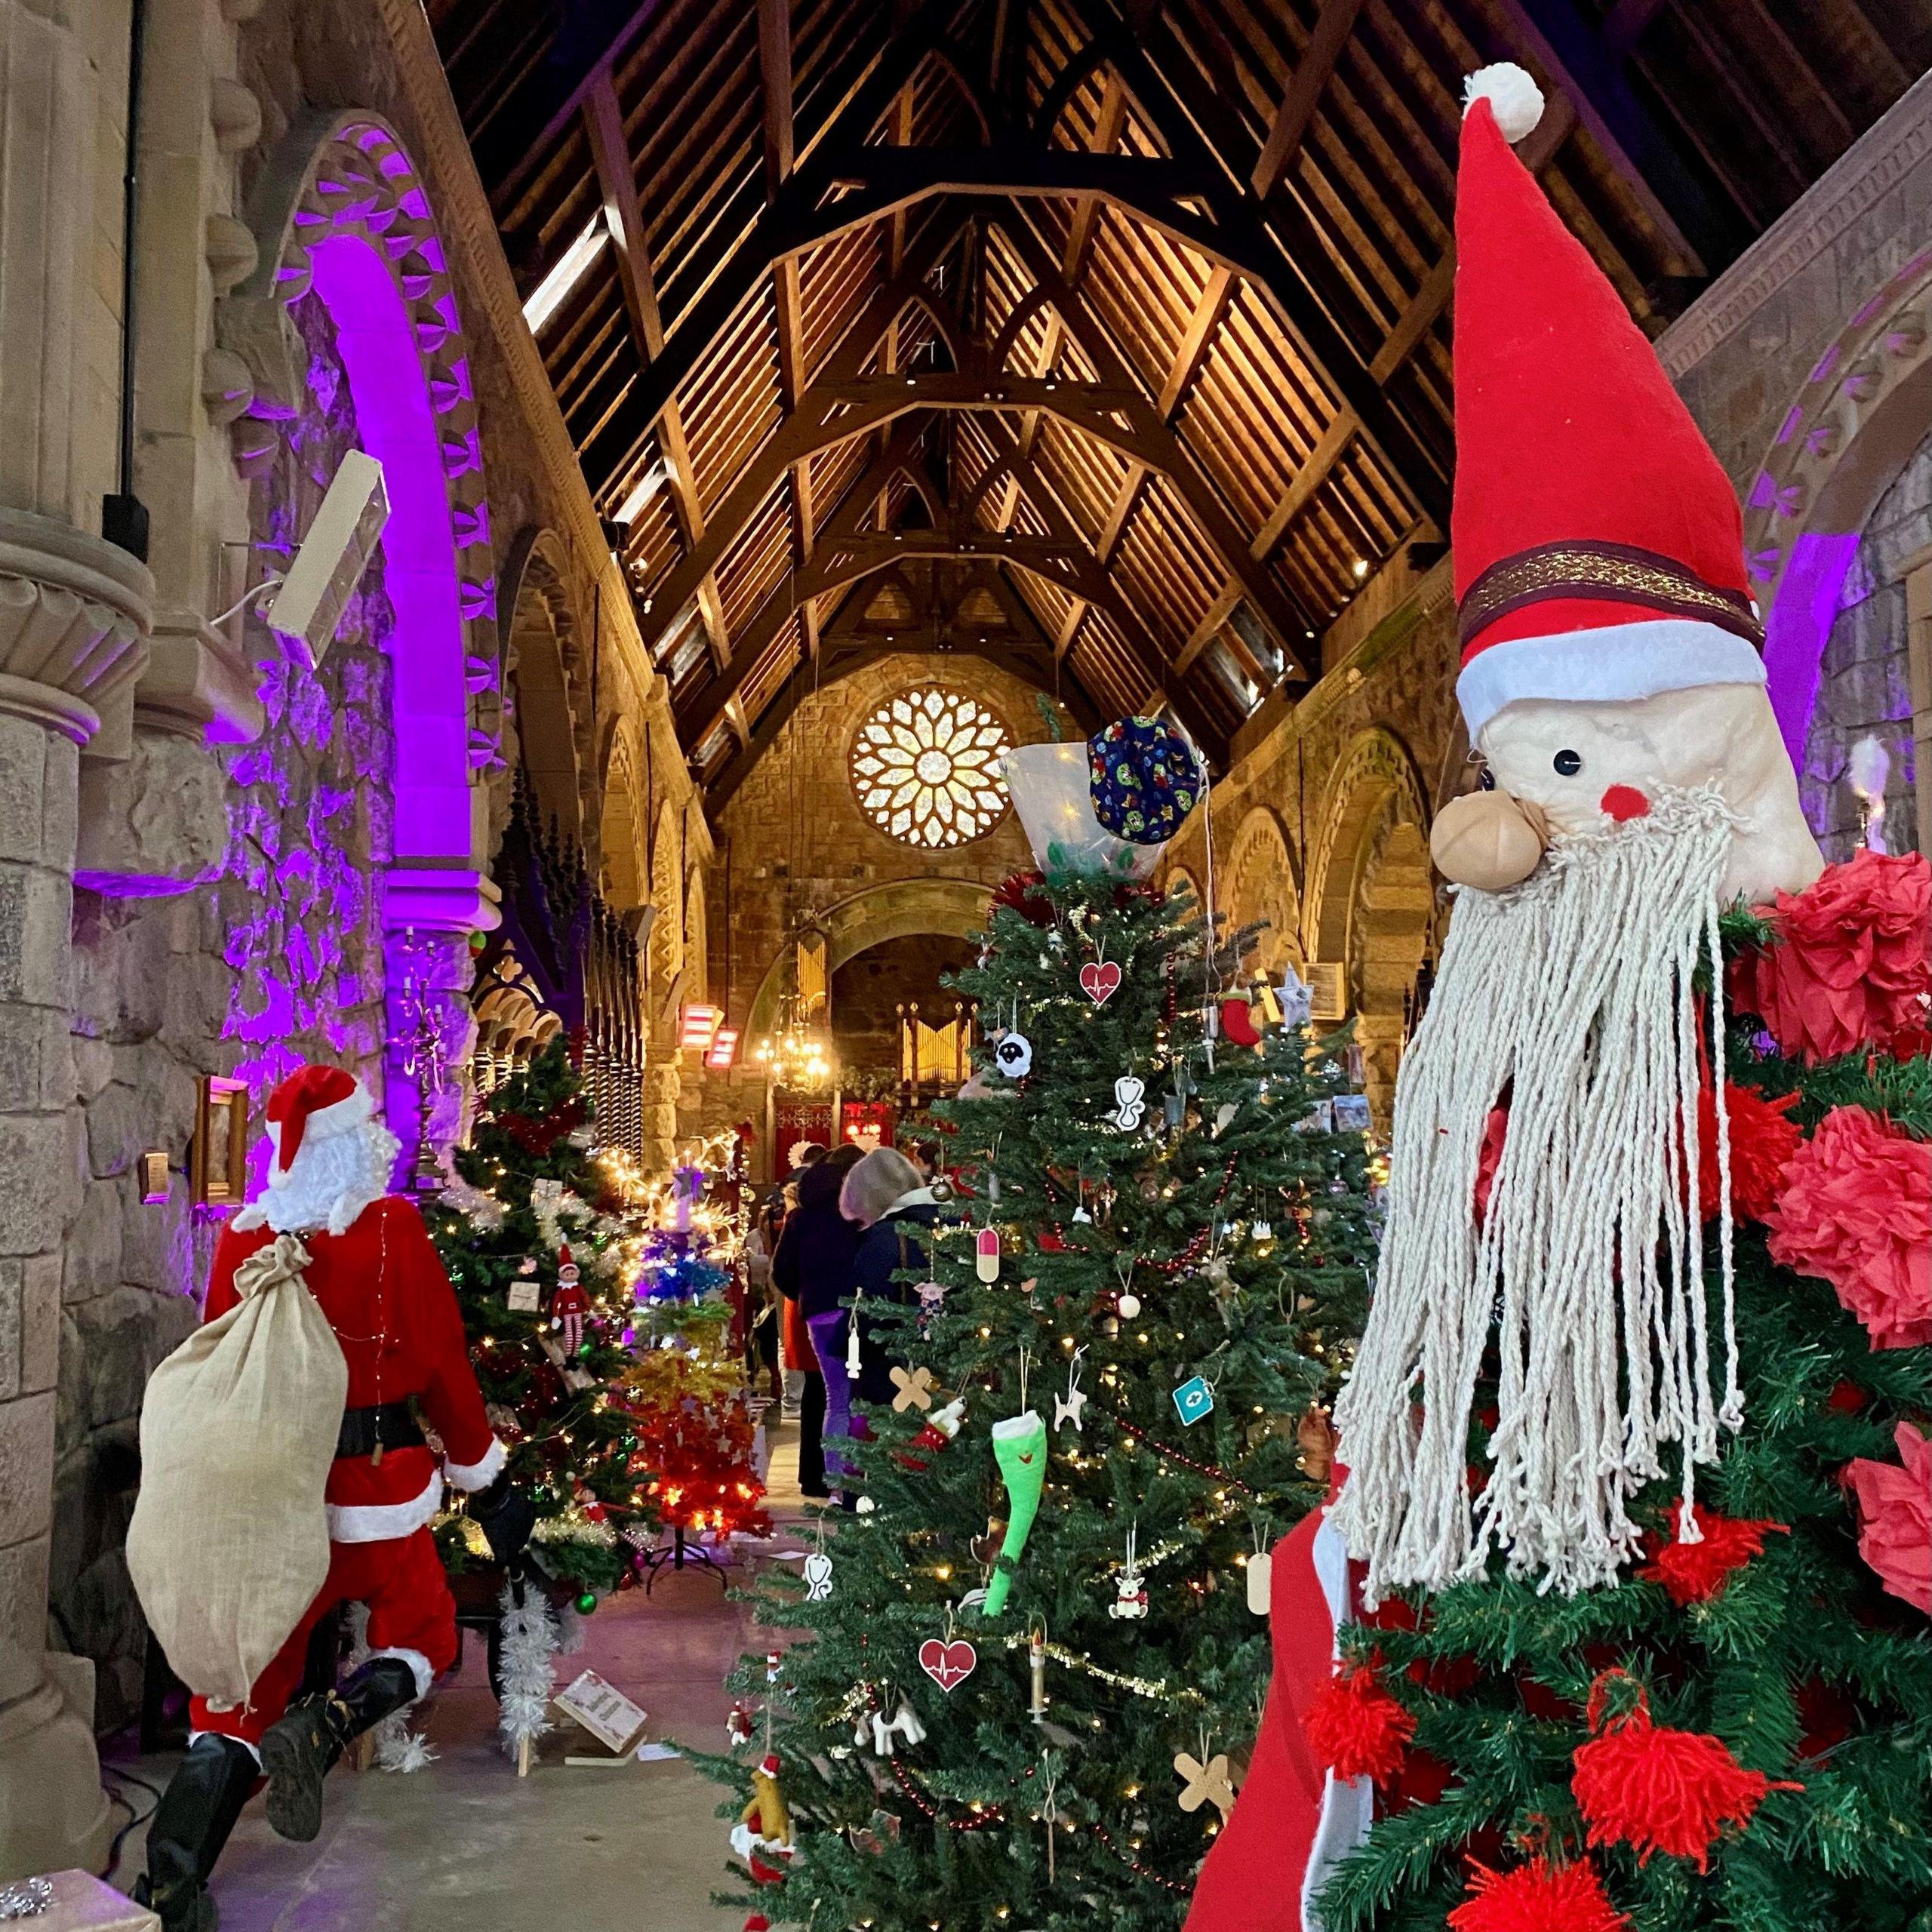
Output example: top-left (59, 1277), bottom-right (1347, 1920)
top-left (205, 1196), bottom-right (503, 1542)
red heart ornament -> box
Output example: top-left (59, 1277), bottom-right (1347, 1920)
top-left (918, 1637), bottom-right (979, 1691)
top-left (1079, 960), bottom-right (1122, 1005)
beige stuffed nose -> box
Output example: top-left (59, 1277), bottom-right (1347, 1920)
top-left (1429, 789), bottom-right (1549, 891)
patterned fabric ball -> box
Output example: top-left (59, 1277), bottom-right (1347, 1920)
top-left (1087, 717), bottom-right (1203, 844)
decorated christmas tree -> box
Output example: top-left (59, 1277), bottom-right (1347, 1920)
top-left (424, 1038), bottom-right (650, 1594)
top-left (706, 725), bottom-right (1380, 1928)
top-left (623, 1131), bottom-right (772, 1549)
top-left (1184, 63), bottom-right (1932, 1932)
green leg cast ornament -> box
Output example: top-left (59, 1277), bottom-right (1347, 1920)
top-left (980, 1411), bottom-right (1048, 1618)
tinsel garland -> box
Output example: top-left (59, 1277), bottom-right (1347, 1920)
top-left (346, 1604), bottom-right (435, 1771)
top-left (497, 1579), bottom-right (561, 1761)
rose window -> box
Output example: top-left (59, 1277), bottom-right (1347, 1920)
top-left (851, 688), bottom-right (1012, 848)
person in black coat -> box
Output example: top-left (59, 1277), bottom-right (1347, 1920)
top-left (839, 1146), bottom-right (942, 1412)
top-left (772, 1141), bottom-right (863, 1498)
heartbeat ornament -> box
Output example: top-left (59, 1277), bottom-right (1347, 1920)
top-left (1078, 959), bottom-right (1122, 1005)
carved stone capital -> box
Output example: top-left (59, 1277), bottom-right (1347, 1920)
top-left (0, 509), bottom-right (152, 761)
top-left (136, 610), bottom-right (266, 745)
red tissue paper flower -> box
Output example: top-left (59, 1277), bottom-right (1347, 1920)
top-left (990, 869), bottom-right (1054, 928)
top-left (1571, 1672), bottom-right (1797, 1873)
top-left (1472, 1105), bottom-right (1509, 1226)
top-left (1843, 1422), bottom-right (1932, 1614)
top-left (1695, 1082), bottom-right (1801, 1223)
top-left (1303, 1657), bottom-right (1416, 1787)
top-left (1637, 1502), bottom-right (1786, 1605)
top-left (1447, 1856), bottom-right (1629, 1932)
top-left (1765, 1105), bottom-right (1932, 1350)
top-left (1746, 849), bottom-right (1930, 1064)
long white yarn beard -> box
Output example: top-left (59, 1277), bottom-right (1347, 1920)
top-left (1331, 790), bottom-right (1740, 1601)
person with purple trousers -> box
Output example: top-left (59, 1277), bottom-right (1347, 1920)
top-left (771, 1140), bottom-right (863, 1501)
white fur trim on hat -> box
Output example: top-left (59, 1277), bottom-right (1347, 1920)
top-left (1463, 63), bottom-right (1544, 145)
top-left (1457, 618), bottom-right (1767, 739)
top-left (266, 1081), bottom-right (374, 1154)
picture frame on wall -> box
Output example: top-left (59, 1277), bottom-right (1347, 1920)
top-left (192, 1076), bottom-right (250, 1208)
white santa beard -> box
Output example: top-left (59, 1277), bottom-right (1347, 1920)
top-left (1331, 789), bottom-right (1739, 1601)
top-left (235, 1117), bottom-right (402, 1236)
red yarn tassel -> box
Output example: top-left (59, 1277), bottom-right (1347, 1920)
top-left (1303, 1657), bottom-right (1416, 1787)
top-left (1447, 1855), bottom-right (1630, 1932)
top-left (1637, 1503), bottom-right (1786, 1605)
top-left (1571, 1671), bottom-right (1801, 1872)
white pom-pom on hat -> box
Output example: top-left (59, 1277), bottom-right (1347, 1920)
top-left (1463, 63), bottom-right (1544, 145)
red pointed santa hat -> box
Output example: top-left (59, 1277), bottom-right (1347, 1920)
top-left (263, 1063), bottom-right (375, 1175)
top-left (1451, 64), bottom-right (1765, 739)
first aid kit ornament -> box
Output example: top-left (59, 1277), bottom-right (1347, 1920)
top-left (1173, 1374), bottom-right (1215, 1426)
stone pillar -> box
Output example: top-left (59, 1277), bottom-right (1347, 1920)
top-left (0, 0), bottom-right (156, 1850)
top-left (0, 518), bottom-right (149, 1886)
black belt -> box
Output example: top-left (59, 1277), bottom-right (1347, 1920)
top-left (334, 1402), bottom-right (423, 1461)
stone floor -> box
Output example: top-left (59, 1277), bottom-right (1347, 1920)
top-left (103, 1418), bottom-right (813, 1932)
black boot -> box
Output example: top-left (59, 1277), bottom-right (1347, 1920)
top-left (259, 1656), bottom-right (419, 1843)
top-left (132, 1734), bottom-right (257, 1932)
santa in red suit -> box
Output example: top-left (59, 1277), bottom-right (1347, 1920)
top-left (137, 1065), bottom-right (532, 1932)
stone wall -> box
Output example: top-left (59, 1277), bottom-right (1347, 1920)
top-left (1801, 432), bottom-right (1931, 862)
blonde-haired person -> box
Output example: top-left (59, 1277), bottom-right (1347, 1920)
top-left (840, 1146), bottom-right (943, 1430)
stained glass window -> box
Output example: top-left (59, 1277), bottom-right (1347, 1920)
top-left (851, 688), bottom-right (1012, 848)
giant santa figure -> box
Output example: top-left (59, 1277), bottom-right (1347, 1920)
top-left (136, 1065), bottom-right (532, 1931)
top-left (1188, 58), bottom-right (1826, 1930)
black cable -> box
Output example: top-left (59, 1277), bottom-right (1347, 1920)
top-left (100, 1763), bottom-right (165, 1875)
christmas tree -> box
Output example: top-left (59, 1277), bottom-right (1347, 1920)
top-left (707, 857), bottom-right (1380, 1927)
top-left (424, 1038), bottom-right (651, 1594)
top-left (1303, 854), bottom-right (1932, 1932)
top-left (623, 1131), bottom-right (772, 1549)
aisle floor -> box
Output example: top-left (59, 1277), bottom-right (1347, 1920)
top-left (105, 1418), bottom-right (812, 1932)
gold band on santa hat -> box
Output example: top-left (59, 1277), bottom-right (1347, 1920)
top-left (1457, 538), bottom-right (1766, 651)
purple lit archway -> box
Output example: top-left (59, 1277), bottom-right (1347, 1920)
top-left (1743, 247), bottom-right (1932, 762)
top-left (231, 115), bottom-right (502, 1171)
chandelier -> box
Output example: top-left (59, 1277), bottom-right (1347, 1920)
top-left (753, 986), bottom-right (835, 1090)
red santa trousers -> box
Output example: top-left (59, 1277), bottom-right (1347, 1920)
top-left (188, 1527), bottom-right (458, 1749)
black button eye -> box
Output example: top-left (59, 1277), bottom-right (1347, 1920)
top-left (1552, 749), bottom-right (1583, 776)
top-left (1477, 766), bottom-right (1496, 791)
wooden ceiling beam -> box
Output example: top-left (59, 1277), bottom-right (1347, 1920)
top-left (998, 216), bottom-right (1314, 672)
top-left (1251, 0), bottom-right (1368, 199)
top-left (759, 0), bottom-right (820, 661)
top-left (1488, 0), bottom-right (1725, 275)
top-left (1080, 13), bottom-right (1449, 525)
top-left (1254, 408), bottom-right (1356, 560)
top-left (1365, 93), bottom-right (1575, 388)
top-left (756, 0), bottom-right (796, 195)
top-left (584, 72), bottom-right (730, 672)
top-left (576, 5), bottom-right (952, 496)
top-left (1601, 0), bottom-right (1669, 57)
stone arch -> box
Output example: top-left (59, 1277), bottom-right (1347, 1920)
top-left (648, 798), bottom-right (685, 1014)
top-left (599, 721), bottom-right (646, 909)
top-left (1223, 805), bottom-right (1303, 973)
top-left (1305, 728), bottom-right (1432, 1121)
top-left (745, 877), bottom-right (991, 1038)
top-left (1305, 728), bottom-right (1430, 970)
top-left (225, 111), bottom-right (499, 1162)
top-left (1743, 247), bottom-right (1932, 761)
top-left (500, 526), bottom-right (594, 851)
top-left (684, 861), bottom-right (709, 1006)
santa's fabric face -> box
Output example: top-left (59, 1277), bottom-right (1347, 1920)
top-left (1478, 681), bottom-right (1821, 905)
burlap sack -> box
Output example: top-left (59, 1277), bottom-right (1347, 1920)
top-left (128, 1233), bottom-right (348, 1708)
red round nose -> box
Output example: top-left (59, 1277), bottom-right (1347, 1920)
top-left (1600, 784), bottom-right (1651, 823)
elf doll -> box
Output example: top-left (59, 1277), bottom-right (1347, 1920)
top-left (552, 1244), bottom-right (591, 1350)
top-left (135, 1065), bottom-right (534, 1932)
